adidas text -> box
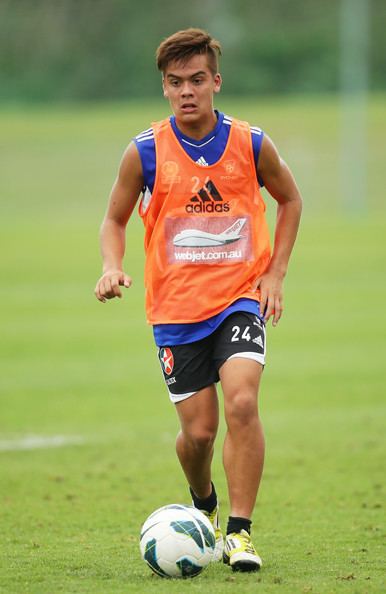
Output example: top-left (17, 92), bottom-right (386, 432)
top-left (185, 202), bottom-right (230, 214)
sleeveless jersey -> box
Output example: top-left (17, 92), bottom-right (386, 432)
top-left (139, 117), bottom-right (271, 325)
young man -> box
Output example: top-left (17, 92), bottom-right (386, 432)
top-left (95, 28), bottom-right (302, 572)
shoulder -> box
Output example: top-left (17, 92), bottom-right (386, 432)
top-left (134, 126), bottom-right (155, 146)
top-left (226, 114), bottom-right (264, 138)
top-left (133, 117), bottom-right (171, 150)
top-left (117, 141), bottom-right (143, 185)
top-left (257, 134), bottom-right (283, 178)
top-left (133, 127), bottom-right (156, 168)
top-left (250, 126), bottom-right (264, 163)
top-left (251, 125), bottom-right (264, 138)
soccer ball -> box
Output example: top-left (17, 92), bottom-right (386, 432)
top-left (139, 504), bottom-right (216, 578)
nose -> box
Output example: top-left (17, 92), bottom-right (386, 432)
top-left (180, 80), bottom-right (193, 97)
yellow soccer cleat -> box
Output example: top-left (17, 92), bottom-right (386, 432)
top-left (199, 505), bottom-right (224, 562)
top-left (223, 529), bottom-right (262, 572)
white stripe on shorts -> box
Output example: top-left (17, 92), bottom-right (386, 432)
top-left (226, 352), bottom-right (265, 366)
top-left (169, 389), bottom-right (196, 404)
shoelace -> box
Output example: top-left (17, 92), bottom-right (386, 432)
top-left (236, 533), bottom-right (256, 554)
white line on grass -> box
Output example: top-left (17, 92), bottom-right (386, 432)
top-left (0, 435), bottom-right (85, 452)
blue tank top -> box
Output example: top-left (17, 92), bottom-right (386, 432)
top-left (134, 111), bottom-right (265, 346)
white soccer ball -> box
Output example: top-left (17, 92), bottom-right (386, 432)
top-left (139, 504), bottom-right (216, 578)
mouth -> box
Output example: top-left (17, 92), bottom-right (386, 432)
top-left (180, 103), bottom-right (197, 113)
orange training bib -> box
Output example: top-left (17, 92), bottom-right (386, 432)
top-left (139, 117), bottom-right (271, 324)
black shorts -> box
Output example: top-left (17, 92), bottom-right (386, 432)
top-left (157, 312), bottom-right (266, 403)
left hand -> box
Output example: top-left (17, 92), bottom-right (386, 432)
top-left (253, 271), bottom-right (284, 326)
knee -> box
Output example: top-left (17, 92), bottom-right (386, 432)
top-left (225, 392), bottom-right (259, 428)
top-left (182, 425), bottom-right (217, 451)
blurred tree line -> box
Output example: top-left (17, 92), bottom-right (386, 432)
top-left (0, 0), bottom-right (385, 102)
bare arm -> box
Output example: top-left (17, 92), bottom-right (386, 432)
top-left (95, 141), bottom-right (144, 302)
top-left (255, 134), bottom-right (302, 326)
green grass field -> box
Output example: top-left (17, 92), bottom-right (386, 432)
top-left (0, 97), bottom-right (385, 593)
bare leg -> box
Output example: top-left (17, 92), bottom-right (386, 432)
top-left (220, 358), bottom-right (265, 518)
top-left (175, 385), bottom-right (219, 498)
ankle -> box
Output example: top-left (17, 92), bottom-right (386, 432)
top-left (190, 481), bottom-right (218, 513)
top-left (227, 516), bottom-right (251, 535)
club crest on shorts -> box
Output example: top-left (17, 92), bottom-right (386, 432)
top-left (159, 347), bottom-right (174, 375)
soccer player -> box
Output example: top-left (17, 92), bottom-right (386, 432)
top-left (95, 28), bottom-right (302, 572)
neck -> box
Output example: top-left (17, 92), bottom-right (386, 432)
top-left (174, 110), bottom-right (217, 140)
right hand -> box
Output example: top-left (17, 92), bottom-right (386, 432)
top-left (94, 269), bottom-right (132, 303)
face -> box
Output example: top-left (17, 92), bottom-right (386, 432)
top-left (162, 54), bottom-right (222, 126)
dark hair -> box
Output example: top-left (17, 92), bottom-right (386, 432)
top-left (156, 28), bottom-right (222, 75)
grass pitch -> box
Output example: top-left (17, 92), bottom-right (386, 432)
top-left (0, 97), bottom-right (385, 593)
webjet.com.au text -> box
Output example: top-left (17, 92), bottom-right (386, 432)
top-left (174, 250), bottom-right (242, 263)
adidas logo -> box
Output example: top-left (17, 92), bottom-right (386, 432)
top-left (253, 335), bottom-right (264, 348)
top-left (196, 156), bottom-right (209, 166)
top-left (185, 179), bottom-right (230, 213)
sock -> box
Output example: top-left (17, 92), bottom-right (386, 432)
top-left (190, 481), bottom-right (218, 514)
top-left (227, 516), bottom-right (252, 535)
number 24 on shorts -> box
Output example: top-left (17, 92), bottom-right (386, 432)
top-left (231, 325), bottom-right (251, 342)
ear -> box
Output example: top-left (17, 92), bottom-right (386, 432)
top-left (162, 77), bottom-right (168, 99)
top-left (213, 73), bottom-right (222, 94)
